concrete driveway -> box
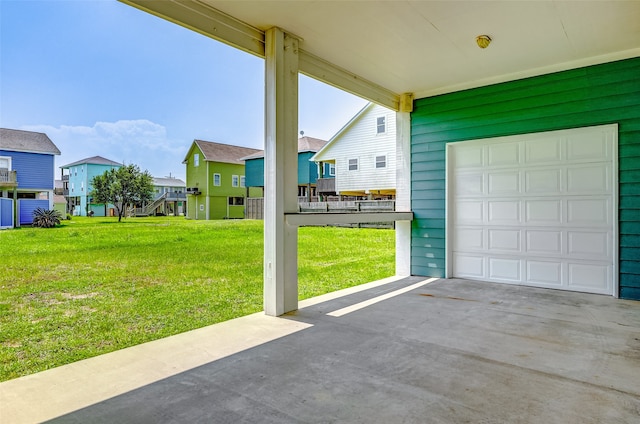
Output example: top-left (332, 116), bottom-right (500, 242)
top-left (3, 277), bottom-right (639, 423)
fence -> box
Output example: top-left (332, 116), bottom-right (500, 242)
top-left (245, 198), bottom-right (395, 228)
top-left (18, 199), bottom-right (49, 225)
top-left (0, 198), bottom-right (13, 229)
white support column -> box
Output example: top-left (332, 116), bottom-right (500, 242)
top-left (264, 27), bottom-right (300, 316)
top-left (395, 93), bottom-right (413, 277)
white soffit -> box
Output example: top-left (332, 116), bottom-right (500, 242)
top-left (122, 0), bottom-right (640, 102)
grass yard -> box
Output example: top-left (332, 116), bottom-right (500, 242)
top-left (0, 217), bottom-right (394, 381)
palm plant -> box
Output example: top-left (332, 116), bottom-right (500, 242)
top-left (32, 208), bottom-right (62, 228)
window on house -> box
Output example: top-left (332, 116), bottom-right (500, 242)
top-left (240, 176), bottom-right (246, 188)
top-left (213, 173), bottom-right (221, 186)
top-left (71, 182), bottom-right (75, 191)
top-left (376, 155), bottom-right (387, 168)
top-left (0, 156), bottom-right (11, 170)
top-left (228, 196), bottom-right (244, 206)
top-left (232, 175), bottom-right (239, 187)
top-left (81, 181), bottom-right (84, 191)
top-left (348, 158), bottom-right (358, 171)
top-left (376, 116), bottom-right (386, 134)
top-left (74, 167), bottom-right (77, 176)
top-left (329, 163), bottom-right (336, 176)
top-left (194, 153), bottom-right (200, 167)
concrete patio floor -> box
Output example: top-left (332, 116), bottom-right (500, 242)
top-left (2, 277), bottom-right (639, 423)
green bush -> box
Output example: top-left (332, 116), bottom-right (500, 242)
top-left (32, 208), bottom-right (62, 228)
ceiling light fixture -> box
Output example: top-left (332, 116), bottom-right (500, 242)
top-left (476, 35), bottom-right (492, 49)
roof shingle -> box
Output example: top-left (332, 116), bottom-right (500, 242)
top-left (240, 136), bottom-right (327, 160)
top-left (60, 156), bottom-right (122, 168)
top-left (0, 128), bottom-right (61, 155)
top-left (188, 140), bottom-right (262, 165)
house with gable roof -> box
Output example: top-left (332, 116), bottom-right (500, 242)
top-left (312, 103), bottom-right (396, 200)
top-left (0, 128), bottom-right (61, 227)
top-left (183, 139), bottom-right (261, 220)
top-left (60, 156), bottom-right (122, 216)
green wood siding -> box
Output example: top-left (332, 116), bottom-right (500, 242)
top-left (185, 144), bottom-right (208, 219)
top-left (184, 142), bottom-right (249, 220)
top-left (411, 57), bottom-right (640, 299)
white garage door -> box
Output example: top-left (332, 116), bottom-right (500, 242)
top-left (448, 125), bottom-right (617, 295)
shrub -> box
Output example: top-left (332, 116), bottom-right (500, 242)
top-left (32, 208), bottom-right (62, 228)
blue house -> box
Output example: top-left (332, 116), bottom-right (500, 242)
top-left (242, 136), bottom-right (328, 201)
top-left (60, 156), bottom-right (122, 217)
top-left (0, 128), bottom-right (61, 228)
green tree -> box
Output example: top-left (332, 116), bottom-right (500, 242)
top-left (91, 164), bottom-right (154, 222)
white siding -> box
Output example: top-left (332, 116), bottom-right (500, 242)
top-left (315, 103), bottom-right (396, 193)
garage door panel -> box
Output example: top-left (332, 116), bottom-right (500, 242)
top-left (488, 229), bottom-right (521, 252)
top-left (455, 227), bottom-right (484, 250)
top-left (567, 164), bottom-right (611, 193)
top-left (454, 172), bottom-right (484, 195)
top-left (455, 200), bottom-right (484, 223)
top-left (567, 198), bottom-right (611, 226)
top-left (488, 142), bottom-right (520, 166)
top-left (454, 145), bottom-right (484, 168)
top-left (488, 200), bottom-right (520, 224)
top-left (566, 131), bottom-right (611, 161)
top-left (488, 171), bottom-right (520, 195)
top-left (488, 257), bottom-right (521, 282)
top-left (568, 263), bottom-right (611, 292)
top-left (527, 260), bottom-right (563, 287)
top-left (453, 254), bottom-right (485, 278)
top-left (525, 169), bottom-right (562, 194)
top-left (526, 230), bottom-right (562, 255)
top-left (525, 137), bottom-right (562, 164)
top-left (525, 199), bottom-right (562, 225)
top-left (567, 231), bottom-right (611, 258)
top-left (449, 125), bottom-right (617, 295)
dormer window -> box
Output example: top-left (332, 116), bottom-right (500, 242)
top-left (376, 116), bottom-right (386, 134)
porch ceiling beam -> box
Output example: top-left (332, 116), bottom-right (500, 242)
top-left (285, 211), bottom-right (413, 227)
top-left (298, 52), bottom-right (400, 111)
top-left (120, 0), bottom-right (265, 57)
top-left (119, 0), bottom-right (401, 111)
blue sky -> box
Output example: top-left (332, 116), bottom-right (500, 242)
top-left (0, 0), bottom-right (368, 180)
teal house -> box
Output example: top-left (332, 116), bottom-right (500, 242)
top-left (242, 136), bottom-right (328, 201)
top-left (61, 156), bottom-right (122, 217)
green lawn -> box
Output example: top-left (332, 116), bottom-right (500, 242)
top-left (0, 217), bottom-right (394, 381)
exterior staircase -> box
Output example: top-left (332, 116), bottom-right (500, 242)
top-left (129, 192), bottom-right (168, 217)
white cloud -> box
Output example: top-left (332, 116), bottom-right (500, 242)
top-left (22, 120), bottom-right (189, 180)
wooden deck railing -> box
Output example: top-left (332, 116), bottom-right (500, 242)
top-left (316, 177), bottom-right (335, 193)
top-left (0, 169), bottom-right (17, 187)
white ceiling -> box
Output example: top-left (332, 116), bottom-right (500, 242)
top-left (198, 0), bottom-right (640, 98)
